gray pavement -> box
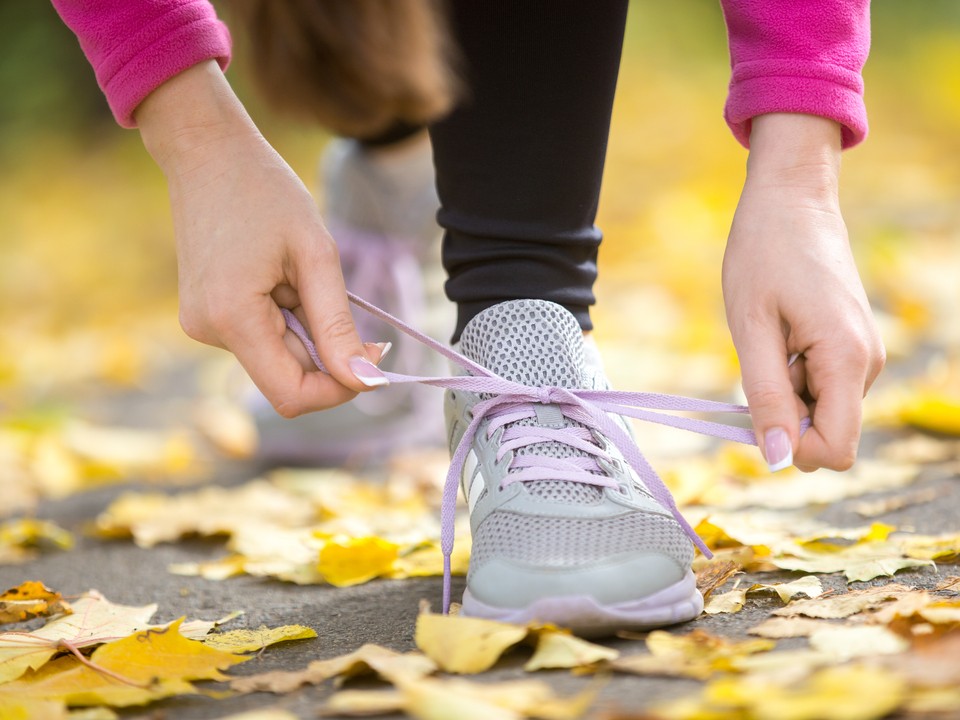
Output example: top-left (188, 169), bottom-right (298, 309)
top-left (2, 377), bottom-right (959, 719)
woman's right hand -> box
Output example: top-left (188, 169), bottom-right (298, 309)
top-left (136, 61), bottom-right (387, 417)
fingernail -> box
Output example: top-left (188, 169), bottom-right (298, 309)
top-left (376, 342), bottom-right (393, 361)
top-left (764, 427), bottom-right (793, 472)
top-left (349, 356), bottom-right (389, 387)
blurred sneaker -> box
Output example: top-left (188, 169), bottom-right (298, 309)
top-left (252, 132), bottom-right (450, 466)
top-left (446, 299), bottom-right (702, 634)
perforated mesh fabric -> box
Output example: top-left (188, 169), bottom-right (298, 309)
top-left (470, 511), bottom-right (694, 571)
top-left (459, 300), bottom-right (603, 504)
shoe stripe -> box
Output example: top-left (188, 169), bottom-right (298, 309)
top-left (461, 449), bottom-right (480, 507)
top-left (467, 466), bottom-right (486, 514)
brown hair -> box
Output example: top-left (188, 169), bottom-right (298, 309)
top-left (225, 0), bottom-right (461, 138)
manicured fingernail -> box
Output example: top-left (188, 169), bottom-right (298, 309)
top-left (787, 352), bottom-right (801, 367)
top-left (349, 356), bottom-right (389, 387)
top-left (765, 427), bottom-right (793, 472)
top-left (376, 342), bottom-right (393, 361)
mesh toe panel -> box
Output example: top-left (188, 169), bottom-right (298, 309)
top-left (469, 511), bottom-right (694, 572)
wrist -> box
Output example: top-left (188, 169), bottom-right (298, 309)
top-left (745, 113), bottom-right (841, 198)
top-left (136, 61), bottom-right (258, 174)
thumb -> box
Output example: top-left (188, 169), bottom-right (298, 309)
top-left (735, 324), bottom-right (802, 473)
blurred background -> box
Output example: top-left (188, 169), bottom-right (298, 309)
top-left (1, 1), bottom-right (959, 496)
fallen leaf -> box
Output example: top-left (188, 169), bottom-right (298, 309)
top-left (748, 616), bottom-right (838, 639)
top-left (316, 536), bottom-right (400, 587)
top-left (610, 630), bottom-right (774, 680)
top-left (0, 619), bottom-right (248, 707)
top-left (694, 560), bottom-right (740, 600)
top-left (0, 519), bottom-right (73, 564)
top-left (881, 631), bottom-right (960, 688)
top-left (202, 625), bottom-right (317, 653)
top-left (0, 697), bottom-right (67, 719)
top-left (524, 630), bottom-right (618, 671)
top-left (898, 531), bottom-right (960, 562)
top-left (654, 664), bottom-right (906, 720)
top-left (769, 540), bottom-right (935, 582)
top-left (898, 392), bottom-right (960, 435)
top-left (0, 581), bottom-right (71, 625)
top-left (935, 576), bottom-right (960, 592)
top-left (94, 481), bottom-right (315, 547)
top-left (232, 644), bottom-right (436, 693)
top-left (414, 612), bottom-right (527, 674)
top-left (703, 589), bottom-right (746, 615)
top-left (772, 584), bottom-right (914, 619)
top-left (216, 710), bottom-right (299, 720)
top-left (747, 576), bottom-right (824, 604)
top-left (808, 625), bottom-right (910, 661)
top-left (0, 591), bottom-right (157, 683)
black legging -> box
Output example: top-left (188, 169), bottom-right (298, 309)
top-left (430, 0), bottom-right (630, 342)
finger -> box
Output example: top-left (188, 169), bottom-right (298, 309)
top-left (289, 236), bottom-right (388, 393)
top-left (794, 350), bottom-right (867, 471)
top-left (736, 322), bottom-right (801, 473)
top-left (224, 296), bottom-right (360, 417)
top-left (788, 355), bottom-right (807, 398)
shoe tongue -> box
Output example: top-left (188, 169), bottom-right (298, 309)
top-left (459, 300), bottom-right (584, 388)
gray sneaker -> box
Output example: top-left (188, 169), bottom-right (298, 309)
top-left (446, 300), bottom-right (702, 634)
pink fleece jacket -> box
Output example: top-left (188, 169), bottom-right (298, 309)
top-left (51, 0), bottom-right (869, 147)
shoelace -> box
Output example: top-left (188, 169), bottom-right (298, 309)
top-left (284, 293), bottom-right (809, 612)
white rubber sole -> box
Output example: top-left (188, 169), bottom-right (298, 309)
top-left (461, 569), bottom-right (703, 637)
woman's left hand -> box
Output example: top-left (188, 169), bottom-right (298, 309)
top-left (722, 114), bottom-right (885, 473)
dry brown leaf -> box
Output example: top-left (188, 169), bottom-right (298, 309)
top-left (694, 560), bottom-right (740, 600)
top-left (772, 584), bottom-right (915, 619)
top-left (881, 631), bottom-right (960, 688)
top-left (935, 575), bottom-right (960, 592)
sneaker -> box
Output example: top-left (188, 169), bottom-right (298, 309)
top-left (252, 133), bottom-right (450, 466)
top-left (446, 299), bottom-right (702, 634)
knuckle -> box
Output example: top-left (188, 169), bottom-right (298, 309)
top-left (744, 381), bottom-right (788, 410)
top-left (320, 309), bottom-right (358, 344)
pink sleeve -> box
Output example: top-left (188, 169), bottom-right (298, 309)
top-left (720, 0), bottom-right (870, 149)
top-left (50, 0), bottom-right (231, 128)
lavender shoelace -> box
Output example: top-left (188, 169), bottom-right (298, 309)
top-left (284, 294), bottom-right (809, 612)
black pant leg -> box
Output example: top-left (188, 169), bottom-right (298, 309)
top-left (430, 0), bottom-right (630, 341)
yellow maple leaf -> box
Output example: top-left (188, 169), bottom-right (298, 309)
top-left (0, 591), bottom-right (157, 684)
top-left (317, 536), bottom-right (400, 587)
top-left (202, 625), bottom-right (317, 654)
top-left (0, 619), bottom-right (246, 707)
